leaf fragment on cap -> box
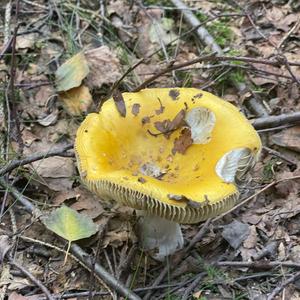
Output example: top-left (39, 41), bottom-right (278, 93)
top-left (185, 107), bottom-right (216, 144)
top-left (215, 148), bottom-right (252, 183)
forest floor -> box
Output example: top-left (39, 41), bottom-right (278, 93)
top-left (0, 0), bottom-right (300, 299)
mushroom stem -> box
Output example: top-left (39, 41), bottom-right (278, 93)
top-left (138, 213), bottom-right (184, 261)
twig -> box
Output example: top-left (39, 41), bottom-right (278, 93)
top-left (7, 0), bottom-right (23, 153)
top-left (0, 144), bottom-right (74, 176)
top-left (9, 258), bottom-right (55, 300)
top-left (267, 271), bottom-right (300, 300)
top-left (132, 54), bottom-right (300, 92)
top-left (0, 178), bottom-right (141, 300)
top-left (107, 58), bottom-right (145, 100)
top-left (70, 244), bottom-right (141, 300)
top-left (262, 146), bottom-right (297, 166)
top-left (181, 272), bottom-right (206, 300)
top-left (216, 261), bottom-right (300, 269)
top-left (18, 235), bottom-right (113, 297)
top-left (251, 112), bottom-right (300, 130)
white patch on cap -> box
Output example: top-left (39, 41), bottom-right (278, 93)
top-left (140, 162), bottom-right (164, 178)
top-left (216, 148), bottom-right (252, 183)
top-left (185, 107), bottom-right (216, 144)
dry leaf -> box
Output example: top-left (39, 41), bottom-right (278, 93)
top-left (85, 46), bottom-right (121, 89)
top-left (24, 141), bottom-right (75, 192)
top-left (59, 84), bottom-right (93, 116)
top-left (222, 220), bottom-right (250, 249)
top-left (271, 126), bottom-right (300, 152)
top-left (16, 33), bottom-right (38, 49)
top-left (56, 52), bottom-right (89, 92)
top-left (154, 109), bottom-right (185, 137)
top-left (172, 128), bottom-right (193, 155)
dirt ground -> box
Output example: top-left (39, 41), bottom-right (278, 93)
top-left (0, 0), bottom-right (300, 299)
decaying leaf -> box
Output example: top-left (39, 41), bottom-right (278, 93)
top-left (222, 220), bottom-right (250, 249)
top-left (55, 52), bottom-right (89, 92)
top-left (16, 32), bottom-right (38, 50)
top-left (172, 128), bottom-right (193, 155)
top-left (154, 109), bottom-right (185, 137)
top-left (113, 91), bottom-right (126, 117)
top-left (59, 84), bottom-right (93, 116)
top-left (271, 126), bottom-right (300, 153)
top-left (85, 46), bottom-right (121, 89)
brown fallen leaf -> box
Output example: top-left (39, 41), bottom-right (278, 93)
top-left (24, 141), bottom-right (75, 192)
top-left (59, 84), bottom-right (93, 116)
top-left (172, 128), bottom-right (193, 155)
top-left (113, 91), bottom-right (126, 117)
top-left (271, 126), bottom-right (300, 153)
top-left (154, 109), bottom-right (186, 137)
top-left (85, 46), bottom-right (121, 89)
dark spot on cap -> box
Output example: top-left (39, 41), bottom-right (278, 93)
top-left (193, 93), bottom-right (203, 99)
top-left (132, 103), bottom-right (141, 116)
top-left (138, 177), bottom-right (146, 183)
top-left (141, 116), bottom-right (151, 125)
top-left (84, 130), bottom-right (88, 133)
top-left (169, 89), bottom-right (180, 101)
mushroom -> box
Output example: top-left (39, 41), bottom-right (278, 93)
top-left (75, 88), bottom-right (261, 261)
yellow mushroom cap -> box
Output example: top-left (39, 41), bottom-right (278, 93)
top-left (75, 88), bottom-right (261, 224)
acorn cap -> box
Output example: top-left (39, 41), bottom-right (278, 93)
top-left (75, 88), bottom-right (261, 224)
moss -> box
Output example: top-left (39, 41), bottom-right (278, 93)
top-left (195, 12), bottom-right (234, 48)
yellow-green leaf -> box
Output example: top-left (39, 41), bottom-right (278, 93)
top-left (42, 205), bottom-right (97, 241)
top-left (55, 52), bottom-right (89, 92)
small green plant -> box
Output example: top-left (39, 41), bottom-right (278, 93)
top-left (263, 159), bottom-right (277, 182)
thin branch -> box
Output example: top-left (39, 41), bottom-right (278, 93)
top-left (7, 0), bottom-right (23, 153)
top-left (216, 261), bottom-right (300, 269)
top-left (9, 258), bottom-right (55, 300)
top-left (251, 112), bottom-right (300, 130)
top-left (262, 146), bottom-right (297, 166)
top-left (132, 54), bottom-right (300, 92)
top-left (267, 271), bottom-right (300, 300)
top-left (0, 144), bottom-right (74, 176)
